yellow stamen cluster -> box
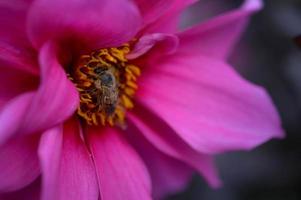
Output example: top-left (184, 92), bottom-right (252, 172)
top-left (69, 44), bottom-right (140, 127)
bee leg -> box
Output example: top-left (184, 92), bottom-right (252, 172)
top-left (96, 91), bottom-right (103, 112)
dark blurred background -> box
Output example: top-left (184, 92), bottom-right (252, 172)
top-left (168, 0), bottom-right (301, 199)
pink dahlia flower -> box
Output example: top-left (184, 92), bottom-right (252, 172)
top-left (0, 0), bottom-right (284, 199)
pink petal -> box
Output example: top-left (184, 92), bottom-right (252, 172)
top-left (147, 155), bottom-right (192, 200)
top-left (88, 127), bottom-right (152, 200)
top-left (0, 178), bottom-right (41, 200)
top-left (0, 0), bottom-right (39, 75)
top-left (133, 0), bottom-right (173, 25)
top-left (137, 54), bottom-right (284, 154)
top-left (124, 121), bottom-right (194, 200)
top-left (177, 0), bottom-right (263, 59)
top-left (38, 119), bottom-right (98, 200)
top-left (0, 42), bottom-right (78, 145)
top-left (27, 0), bottom-right (142, 51)
top-left (0, 99), bottom-right (6, 110)
top-left (0, 92), bottom-right (35, 145)
top-left (0, 66), bottom-right (38, 103)
top-left (128, 110), bottom-right (221, 187)
top-left (0, 41), bottom-right (39, 75)
top-left (149, 156), bottom-right (192, 200)
top-left (142, 0), bottom-right (198, 33)
top-left (0, 135), bottom-right (40, 192)
top-left (20, 42), bottom-right (79, 134)
top-left (127, 33), bottom-right (179, 60)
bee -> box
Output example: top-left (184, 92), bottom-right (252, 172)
top-left (88, 67), bottom-right (119, 115)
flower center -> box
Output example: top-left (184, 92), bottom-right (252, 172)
top-left (68, 44), bottom-right (140, 127)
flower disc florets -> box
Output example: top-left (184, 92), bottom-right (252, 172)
top-left (68, 44), bottom-right (140, 127)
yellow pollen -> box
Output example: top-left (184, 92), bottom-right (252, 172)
top-left (69, 44), bottom-right (140, 127)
